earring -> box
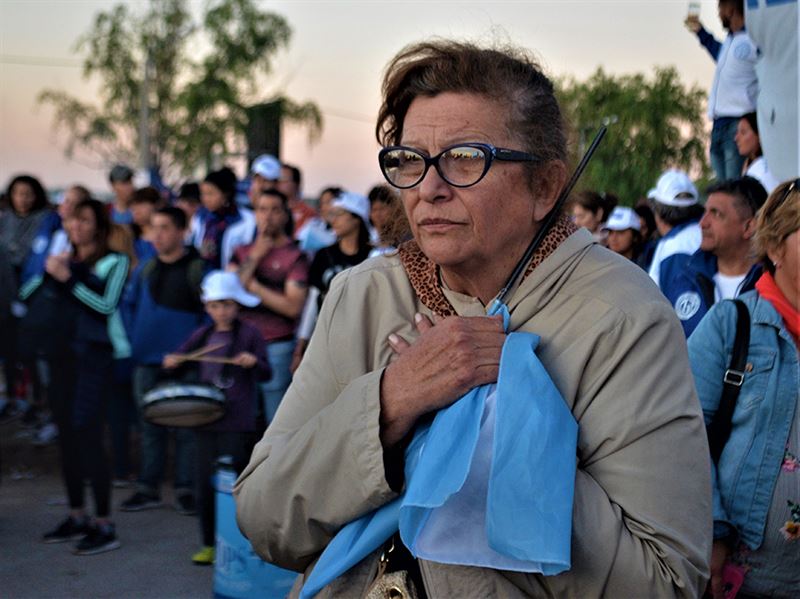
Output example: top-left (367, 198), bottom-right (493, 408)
top-left (774, 262), bottom-right (781, 269)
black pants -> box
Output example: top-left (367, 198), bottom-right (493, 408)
top-left (195, 430), bottom-right (256, 547)
top-left (48, 344), bottom-right (113, 518)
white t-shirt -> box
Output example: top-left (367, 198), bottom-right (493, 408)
top-left (745, 156), bottom-right (780, 195)
top-left (707, 31), bottom-right (758, 120)
top-left (713, 272), bottom-right (747, 302)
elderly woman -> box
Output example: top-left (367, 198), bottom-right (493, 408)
top-left (236, 40), bottom-right (711, 597)
top-left (688, 180), bottom-right (799, 598)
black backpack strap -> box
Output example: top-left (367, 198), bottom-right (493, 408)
top-left (707, 299), bottom-right (751, 464)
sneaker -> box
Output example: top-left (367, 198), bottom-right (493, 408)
top-left (32, 422), bottom-right (58, 446)
top-left (120, 491), bottom-right (162, 511)
top-left (191, 546), bottom-right (215, 565)
top-left (112, 478), bottom-right (134, 489)
top-left (174, 494), bottom-right (197, 516)
top-left (73, 523), bottom-right (120, 555)
top-left (43, 516), bottom-right (89, 544)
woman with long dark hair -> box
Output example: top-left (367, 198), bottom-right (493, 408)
top-left (0, 175), bottom-right (55, 421)
top-left (19, 198), bottom-right (130, 555)
top-left (735, 113), bottom-right (779, 194)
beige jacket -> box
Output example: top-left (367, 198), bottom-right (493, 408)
top-left (235, 229), bottom-right (712, 598)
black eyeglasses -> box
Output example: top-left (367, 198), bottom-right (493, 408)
top-left (378, 143), bottom-right (540, 189)
top-left (773, 178), bottom-right (799, 214)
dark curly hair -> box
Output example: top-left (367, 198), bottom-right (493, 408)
top-left (376, 40), bottom-right (567, 174)
top-left (3, 175), bottom-right (49, 214)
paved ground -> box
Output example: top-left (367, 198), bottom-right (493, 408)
top-left (0, 418), bottom-right (214, 598)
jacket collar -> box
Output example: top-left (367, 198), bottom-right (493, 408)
top-left (751, 291), bottom-right (788, 329)
top-left (398, 214), bottom-right (580, 317)
top-left (662, 219), bottom-right (700, 242)
top-left (686, 249), bottom-right (762, 290)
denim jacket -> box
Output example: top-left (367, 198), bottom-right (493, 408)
top-left (687, 289), bottom-right (799, 549)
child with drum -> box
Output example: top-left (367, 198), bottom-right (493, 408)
top-left (163, 270), bottom-right (270, 565)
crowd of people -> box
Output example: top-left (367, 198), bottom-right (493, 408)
top-left (0, 1), bottom-right (797, 597)
top-left (0, 158), bottom-right (402, 561)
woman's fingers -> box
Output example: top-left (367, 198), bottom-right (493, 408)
top-left (414, 312), bottom-right (434, 332)
top-left (388, 333), bottom-right (410, 354)
top-left (380, 314), bottom-right (506, 446)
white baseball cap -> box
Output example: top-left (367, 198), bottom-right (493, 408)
top-left (647, 170), bottom-right (698, 207)
top-left (201, 271), bottom-right (260, 307)
top-left (331, 191), bottom-right (371, 225)
top-left (251, 154), bottom-right (281, 180)
top-left (603, 207), bottom-right (641, 231)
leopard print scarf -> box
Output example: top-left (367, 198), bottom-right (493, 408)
top-left (398, 214), bottom-right (578, 316)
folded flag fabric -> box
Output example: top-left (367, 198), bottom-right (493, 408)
top-left (299, 302), bottom-right (578, 598)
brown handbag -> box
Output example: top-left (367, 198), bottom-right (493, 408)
top-left (363, 538), bottom-right (420, 599)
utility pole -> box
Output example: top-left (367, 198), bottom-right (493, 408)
top-left (138, 49), bottom-right (154, 171)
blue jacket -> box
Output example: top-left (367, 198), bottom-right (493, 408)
top-left (687, 290), bottom-right (799, 549)
top-left (20, 211), bottom-right (62, 285)
top-left (662, 249), bottom-right (761, 337)
top-left (126, 251), bottom-right (207, 365)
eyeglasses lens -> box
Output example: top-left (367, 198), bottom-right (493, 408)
top-left (382, 149), bottom-right (425, 188)
top-left (382, 146), bottom-right (488, 188)
top-left (439, 146), bottom-right (487, 186)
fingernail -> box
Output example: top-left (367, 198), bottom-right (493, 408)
top-left (414, 313), bottom-right (423, 324)
top-left (388, 334), bottom-right (400, 345)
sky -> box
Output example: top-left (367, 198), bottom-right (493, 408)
top-left (0, 0), bottom-right (726, 199)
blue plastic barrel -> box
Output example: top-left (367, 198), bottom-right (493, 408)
top-left (214, 464), bottom-right (298, 599)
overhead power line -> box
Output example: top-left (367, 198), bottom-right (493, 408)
top-left (0, 54), bottom-right (82, 68)
top-left (1, 53), bottom-right (374, 126)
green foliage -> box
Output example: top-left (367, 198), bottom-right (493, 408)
top-left (39, 0), bottom-right (322, 176)
top-left (557, 67), bottom-right (709, 204)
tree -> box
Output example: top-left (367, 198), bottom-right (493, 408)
top-left (39, 0), bottom-right (322, 177)
top-left (557, 67), bottom-right (709, 204)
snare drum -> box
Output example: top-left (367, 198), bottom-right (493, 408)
top-left (143, 383), bottom-right (226, 427)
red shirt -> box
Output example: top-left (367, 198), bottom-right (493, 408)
top-left (292, 201), bottom-right (319, 237)
top-left (232, 241), bottom-right (309, 342)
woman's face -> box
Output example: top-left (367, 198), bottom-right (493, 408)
top-left (399, 92), bottom-right (550, 282)
top-left (59, 187), bottom-right (82, 220)
top-left (330, 209), bottom-right (361, 239)
top-left (370, 200), bottom-right (393, 233)
top-left (638, 215), bottom-right (651, 239)
top-left (735, 119), bottom-right (760, 159)
top-left (572, 204), bottom-right (602, 233)
top-left (200, 182), bottom-right (226, 212)
top-left (769, 228), bottom-right (799, 293)
top-left (606, 229), bottom-right (635, 256)
top-left (68, 206), bottom-right (97, 247)
top-left (318, 191), bottom-right (338, 225)
top-left (10, 182), bottom-right (37, 216)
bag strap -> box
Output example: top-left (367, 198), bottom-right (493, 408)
top-left (707, 299), bottom-right (750, 464)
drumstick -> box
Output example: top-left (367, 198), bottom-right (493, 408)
top-left (180, 343), bottom-right (226, 361)
top-left (169, 354), bottom-right (241, 365)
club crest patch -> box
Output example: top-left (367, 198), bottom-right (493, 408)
top-left (675, 292), bottom-right (702, 321)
